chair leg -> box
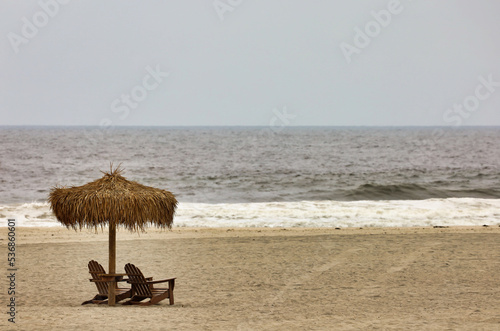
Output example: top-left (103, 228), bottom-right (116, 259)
top-left (169, 288), bottom-right (174, 305)
top-left (168, 279), bottom-right (175, 305)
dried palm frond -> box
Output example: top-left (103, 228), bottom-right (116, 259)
top-left (48, 167), bottom-right (177, 232)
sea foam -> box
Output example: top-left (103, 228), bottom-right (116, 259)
top-left (1, 198), bottom-right (499, 228)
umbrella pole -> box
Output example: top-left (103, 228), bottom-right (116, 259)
top-left (108, 222), bottom-right (116, 306)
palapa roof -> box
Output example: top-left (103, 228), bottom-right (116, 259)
top-left (49, 167), bottom-right (177, 231)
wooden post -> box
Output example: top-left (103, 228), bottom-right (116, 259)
top-left (108, 221), bottom-right (116, 306)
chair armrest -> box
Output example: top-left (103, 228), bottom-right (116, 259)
top-left (124, 274), bottom-right (152, 281)
top-left (90, 278), bottom-right (129, 283)
top-left (125, 277), bottom-right (153, 284)
top-left (147, 278), bottom-right (176, 285)
top-left (127, 278), bottom-right (175, 285)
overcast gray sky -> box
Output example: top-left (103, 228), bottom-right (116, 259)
top-left (1, 0), bottom-right (499, 126)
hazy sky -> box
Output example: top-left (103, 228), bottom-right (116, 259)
top-left (1, 0), bottom-right (499, 126)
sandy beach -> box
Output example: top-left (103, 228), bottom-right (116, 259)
top-left (2, 226), bottom-right (500, 330)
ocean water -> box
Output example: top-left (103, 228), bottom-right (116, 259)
top-left (1, 126), bottom-right (499, 228)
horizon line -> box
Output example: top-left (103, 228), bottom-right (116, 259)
top-left (1, 124), bottom-right (500, 129)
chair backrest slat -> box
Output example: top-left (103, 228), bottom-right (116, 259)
top-left (88, 260), bottom-right (108, 295)
top-left (125, 263), bottom-right (152, 296)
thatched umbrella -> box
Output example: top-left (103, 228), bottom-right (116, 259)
top-left (48, 167), bottom-right (177, 306)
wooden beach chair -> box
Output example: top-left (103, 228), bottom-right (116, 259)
top-left (81, 260), bottom-right (131, 305)
top-left (123, 263), bottom-right (175, 305)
